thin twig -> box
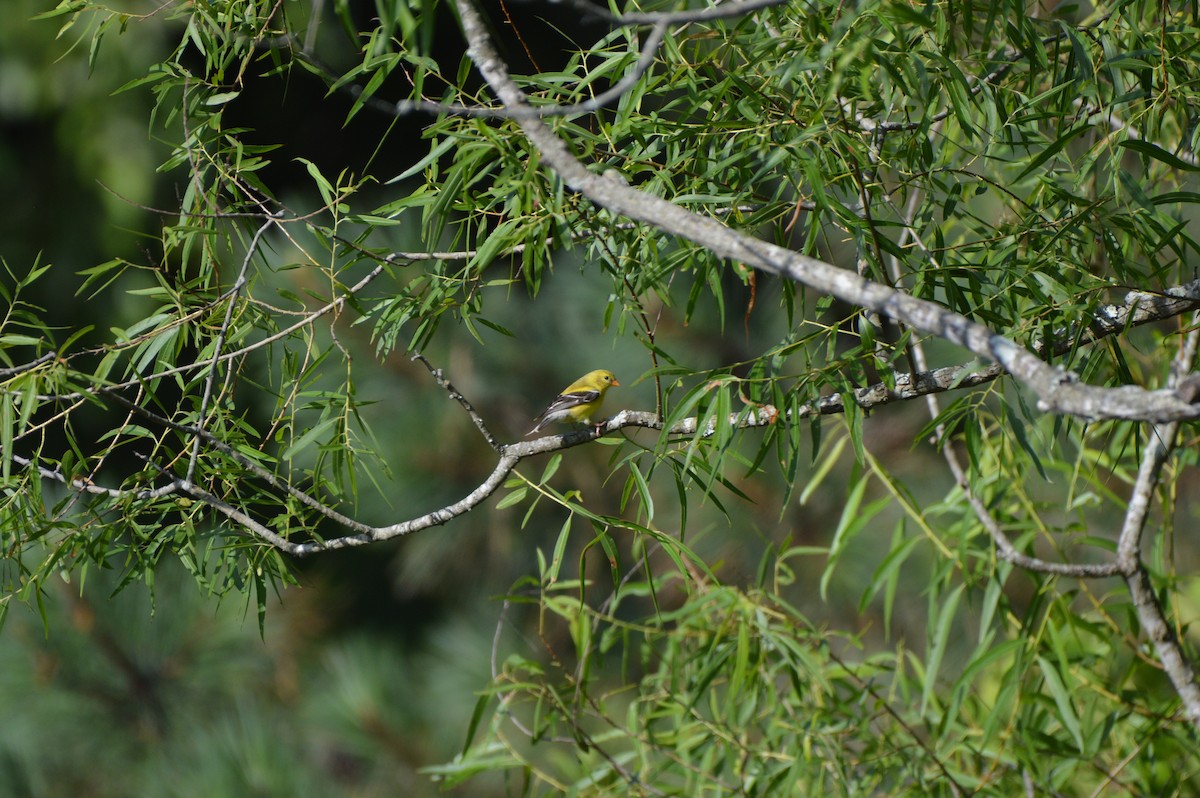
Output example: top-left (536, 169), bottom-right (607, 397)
top-left (0, 352), bottom-right (56, 378)
top-left (411, 353), bottom-right (500, 450)
top-left (187, 216), bottom-right (277, 485)
top-left (394, 23), bottom-right (668, 120)
top-left (544, 0), bottom-right (786, 26)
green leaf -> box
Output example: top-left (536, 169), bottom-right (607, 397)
top-left (1013, 122), bottom-right (1089, 183)
top-left (495, 487), bottom-right (527, 509)
top-left (820, 475), bottom-right (889, 600)
top-left (280, 416), bottom-right (338, 461)
top-left (0, 391), bottom-right (12, 479)
top-left (1037, 655), bottom-right (1085, 752)
top-left (1004, 401), bottom-right (1047, 481)
top-left (921, 583), bottom-right (965, 716)
top-left (1118, 139), bottom-right (1200, 172)
top-left (539, 454), bottom-right (562, 484)
top-left (799, 435), bottom-right (847, 506)
top-left (298, 158), bottom-right (336, 208)
top-left (390, 136), bottom-right (458, 183)
top-left (460, 693), bottom-right (492, 757)
top-left (859, 521), bottom-right (920, 634)
top-left (548, 515), bottom-right (573, 583)
top-left (628, 463), bottom-right (654, 521)
top-left (205, 91), bottom-right (240, 106)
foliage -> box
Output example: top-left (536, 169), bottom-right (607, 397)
top-left (441, 574), bottom-right (1199, 795)
top-left (4, 0), bottom-right (1200, 793)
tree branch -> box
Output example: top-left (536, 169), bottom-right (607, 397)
top-left (885, 162), bottom-right (1120, 577)
top-left (1114, 323), bottom-right (1200, 730)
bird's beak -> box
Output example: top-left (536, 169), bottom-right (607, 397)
top-left (612, 378), bottom-right (621, 386)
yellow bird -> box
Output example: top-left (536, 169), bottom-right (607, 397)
top-left (528, 369), bottom-right (620, 435)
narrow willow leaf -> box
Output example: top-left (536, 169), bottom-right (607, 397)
top-left (539, 454), bottom-right (562, 484)
top-left (548, 515), bottom-right (573, 583)
top-left (495, 487), bottom-right (527, 510)
top-left (1036, 655), bottom-right (1085, 752)
top-left (920, 583), bottom-right (965, 717)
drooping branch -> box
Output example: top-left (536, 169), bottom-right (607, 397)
top-left (937, 450), bottom-right (1122, 578)
top-left (1113, 324), bottom-right (1200, 730)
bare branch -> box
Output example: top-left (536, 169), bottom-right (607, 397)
top-left (412, 352), bottom-right (501, 450)
top-left (1091, 283), bottom-right (1200, 336)
top-left (12, 453), bottom-right (179, 501)
top-left (287, 452), bottom-right (521, 555)
top-left (1115, 423), bottom-right (1182, 575)
top-left (0, 352), bottom-right (56, 378)
top-left (95, 393), bottom-right (523, 556)
top-left (179, 480), bottom-right (299, 551)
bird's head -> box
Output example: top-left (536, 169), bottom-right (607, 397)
top-left (589, 370), bottom-right (619, 388)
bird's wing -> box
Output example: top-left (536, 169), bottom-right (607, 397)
top-left (538, 388), bottom-right (601, 418)
top-left (529, 388), bottom-right (602, 433)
